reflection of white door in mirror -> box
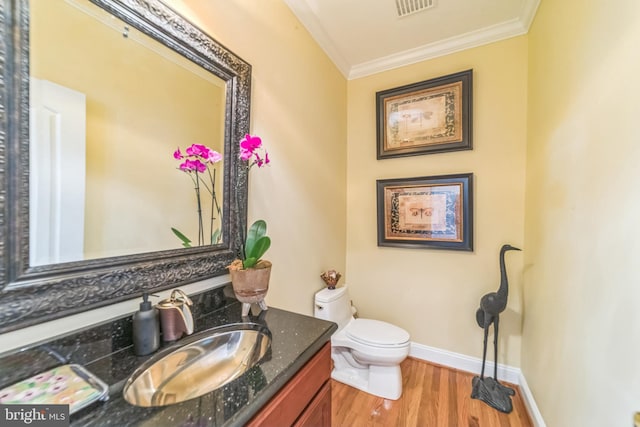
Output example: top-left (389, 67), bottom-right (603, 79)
top-left (29, 77), bottom-right (86, 266)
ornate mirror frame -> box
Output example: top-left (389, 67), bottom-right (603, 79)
top-left (0, 0), bottom-right (250, 333)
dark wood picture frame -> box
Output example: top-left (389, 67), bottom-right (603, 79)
top-left (377, 173), bottom-right (473, 251)
top-left (376, 70), bottom-right (472, 159)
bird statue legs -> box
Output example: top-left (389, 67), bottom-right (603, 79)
top-left (492, 316), bottom-right (515, 396)
top-left (493, 316), bottom-right (499, 380)
top-left (478, 314), bottom-right (491, 379)
top-left (494, 317), bottom-right (515, 391)
top-left (471, 314), bottom-right (515, 413)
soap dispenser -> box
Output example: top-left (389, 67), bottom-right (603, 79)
top-left (133, 293), bottom-right (160, 356)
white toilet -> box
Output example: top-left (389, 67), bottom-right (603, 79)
top-left (314, 286), bottom-right (410, 400)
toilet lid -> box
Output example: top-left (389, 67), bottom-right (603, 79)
top-left (346, 319), bottom-right (410, 347)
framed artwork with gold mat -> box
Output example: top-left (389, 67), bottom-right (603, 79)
top-left (376, 70), bottom-right (472, 159)
top-left (376, 173), bottom-right (473, 251)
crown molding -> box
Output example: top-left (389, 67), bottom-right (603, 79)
top-left (282, 0), bottom-right (352, 77)
top-left (349, 16), bottom-right (528, 79)
top-left (284, 0), bottom-right (540, 80)
top-left (521, 0), bottom-right (542, 30)
top-left (349, 0), bottom-right (540, 79)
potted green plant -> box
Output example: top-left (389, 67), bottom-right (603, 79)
top-left (227, 134), bottom-right (272, 316)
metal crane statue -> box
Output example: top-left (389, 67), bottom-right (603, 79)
top-left (471, 244), bottom-right (521, 413)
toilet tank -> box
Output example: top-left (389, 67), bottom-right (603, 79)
top-left (314, 286), bottom-right (353, 330)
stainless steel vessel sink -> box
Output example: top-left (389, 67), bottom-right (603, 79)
top-left (123, 322), bottom-right (271, 407)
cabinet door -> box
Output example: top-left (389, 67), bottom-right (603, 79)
top-left (246, 342), bottom-right (331, 427)
top-left (293, 381), bottom-right (331, 427)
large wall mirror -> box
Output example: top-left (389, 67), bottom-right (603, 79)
top-left (0, 0), bottom-right (251, 333)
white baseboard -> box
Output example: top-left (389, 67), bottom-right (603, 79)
top-left (409, 341), bottom-right (521, 383)
top-left (517, 370), bottom-right (547, 427)
top-left (409, 342), bottom-right (546, 427)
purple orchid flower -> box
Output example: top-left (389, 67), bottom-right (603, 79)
top-left (173, 142), bottom-right (224, 248)
top-left (240, 134), bottom-right (271, 169)
top-left (240, 134), bottom-right (263, 161)
top-left (186, 144), bottom-right (209, 157)
top-left (207, 150), bottom-right (223, 163)
top-left (179, 159), bottom-right (206, 173)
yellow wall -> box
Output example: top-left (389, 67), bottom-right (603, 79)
top-left (524, 0), bottom-right (640, 425)
top-left (31, 0), bottom-right (225, 258)
top-left (346, 37), bottom-right (528, 366)
top-left (168, 0), bottom-right (348, 314)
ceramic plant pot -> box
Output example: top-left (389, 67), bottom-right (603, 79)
top-left (228, 259), bottom-right (272, 316)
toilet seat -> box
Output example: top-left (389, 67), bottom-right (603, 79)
top-left (345, 319), bottom-right (410, 348)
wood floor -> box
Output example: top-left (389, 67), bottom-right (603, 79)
top-left (331, 357), bottom-right (533, 427)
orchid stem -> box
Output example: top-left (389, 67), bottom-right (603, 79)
top-left (209, 168), bottom-right (216, 244)
top-left (194, 173), bottom-right (204, 246)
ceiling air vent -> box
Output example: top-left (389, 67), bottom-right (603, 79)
top-left (395, 0), bottom-right (435, 17)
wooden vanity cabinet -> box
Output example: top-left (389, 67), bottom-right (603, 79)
top-left (246, 342), bottom-right (332, 427)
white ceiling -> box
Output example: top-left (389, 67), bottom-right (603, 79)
top-left (283, 0), bottom-right (540, 79)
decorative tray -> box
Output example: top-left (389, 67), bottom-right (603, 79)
top-left (0, 364), bottom-right (109, 414)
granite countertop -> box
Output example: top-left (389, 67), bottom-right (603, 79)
top-left (0, 284), bottom-right (337, 427)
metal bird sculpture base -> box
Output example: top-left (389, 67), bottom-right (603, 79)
top-left (471, 376), bottom-right (515, 413)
